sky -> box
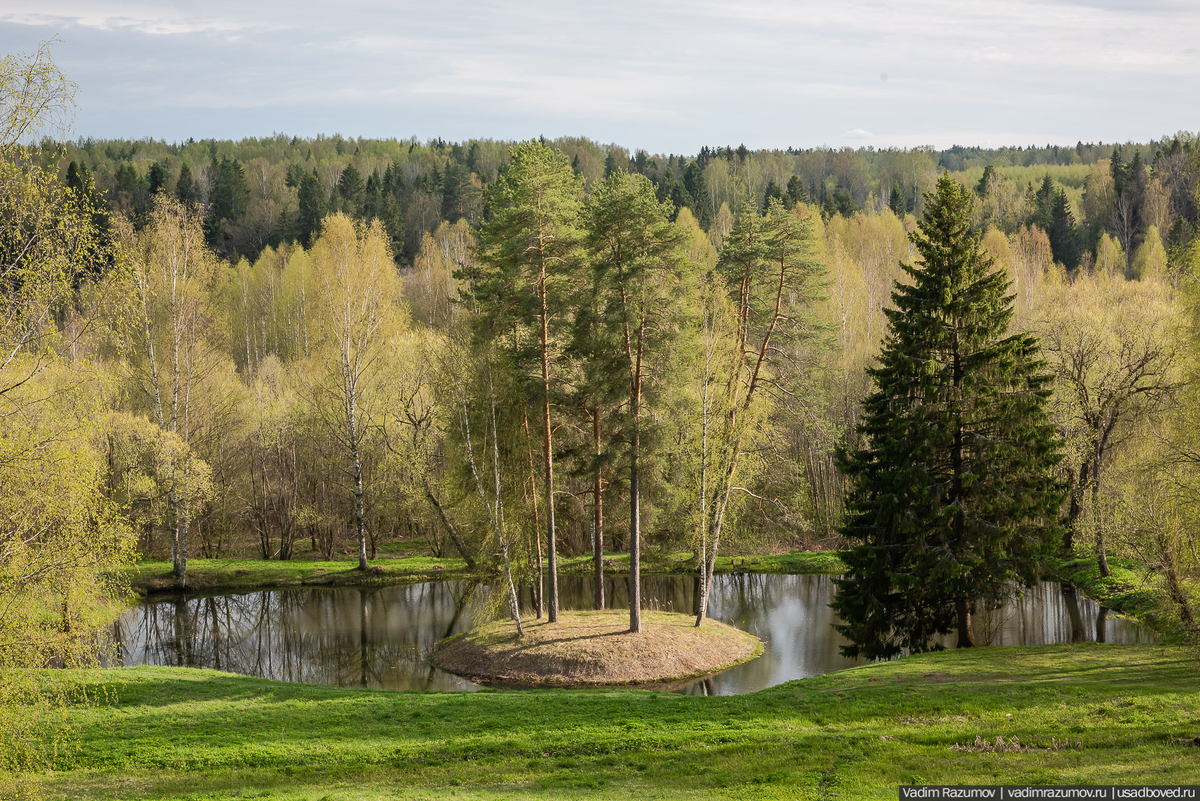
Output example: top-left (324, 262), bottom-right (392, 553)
top-left (1, 0), bottom-right (1198, 154)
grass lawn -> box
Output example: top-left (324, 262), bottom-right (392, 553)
top-left (42, 644), bottom-right (1200, 800)
top-left (128, 551), bottom-right (849, 596)
top-left (1051, 556), bottom-right (1166, 624)
top-left (128, 556), bottom-right (472, 595)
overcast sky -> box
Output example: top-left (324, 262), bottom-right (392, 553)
top-left (1, 1), bottom-right (1197, 153)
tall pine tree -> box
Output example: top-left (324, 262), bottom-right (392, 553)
top-left (474, 140), bottom-right (584, 624)
top-left (833, 176), bottom-right (1063, 659)
top-left (582, 170), bottom-right (695, 633)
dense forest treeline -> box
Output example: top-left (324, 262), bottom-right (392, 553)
top-left (21, 125), bottom-right (1192, 634)
top-left (42, 131), bottom-right (1199, 273)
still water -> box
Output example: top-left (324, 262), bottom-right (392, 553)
top-left (111, 574), bottom-right (1153, 695)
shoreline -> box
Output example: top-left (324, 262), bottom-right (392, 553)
top-left (125, 549), bottom-right (850, 597)
top-left (124, 550), bottom-right (1172, 641)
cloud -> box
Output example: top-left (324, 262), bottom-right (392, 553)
top-left (0, 11), bottom-right (252, 36)
top-left (0, 0), bottom-right (1197, 150)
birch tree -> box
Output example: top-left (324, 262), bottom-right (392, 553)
top-left (0, 41), bottom-right (138, 797)
top-left (308, 214), bottom-right (403, 571)
top-left (696, 198), bottom-right (825, 625)
top-left (120, 195), bottom-right (220, 588)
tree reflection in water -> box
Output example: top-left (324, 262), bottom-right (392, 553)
top-left (109, 575), bottom-right (1152, 695)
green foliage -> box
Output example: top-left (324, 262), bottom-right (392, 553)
top-left (581, 170), bottom-right (698, 627)
top-left (834, 176), bottom-right (1065, 659)
top-left (583, 170), bottom-right (694, 423)
top-left (174, 162), bottom-right (196, 207)
top-left (203, 157), bottom-right (251, 257)
top-left (472, 139), bottom-right (583, 344)
top-left (0, 40), bottom-right (137, 800)
top-left (295, 169), bottom-right (326, 248)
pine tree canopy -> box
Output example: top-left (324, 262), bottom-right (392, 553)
top-left (832, 175), bottom-right (1064, 660)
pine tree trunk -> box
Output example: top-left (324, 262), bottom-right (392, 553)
top-left (540, 270), bottom-right (558, 624)
top-left (592, 409), bottom-right (604, 611)
top-left (629, 355), bottom-right (643, 634)
top-left (629, 418), bottom-right (642, 634)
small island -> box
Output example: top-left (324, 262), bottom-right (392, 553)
top-left (432, 610), bottom-right (762, 687)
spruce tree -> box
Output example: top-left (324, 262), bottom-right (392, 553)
top-left (296, 170), bottom-right (327, 247)
top-left (833, 176), bottom-right (1064, 659)
top-left (1048, 188), bottom-right (1081, 269)
top-left (786, 175), bottom-right (808, 207)
top-left (888, 180), bottom-right (905, 216)
top-left (683, 161), bottom-right (712, 228)
top-left (337, 163), bottom-right (364, 217)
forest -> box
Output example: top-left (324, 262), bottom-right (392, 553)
top-left (30, 125), bottom-right (1199, 622)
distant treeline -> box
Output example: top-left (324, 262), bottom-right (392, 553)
top-left (40, 133), bottom-right (1200, 273)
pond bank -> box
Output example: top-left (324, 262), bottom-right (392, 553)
top-left (127, 550), bottom-right (1181, 643)
top-left (126, 550), bottom-right (850, 596)
top-left (1047, 555), bottom-right (1183, 641)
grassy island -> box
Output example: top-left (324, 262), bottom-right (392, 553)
top-left (432, 610), bottom-right (762, 687)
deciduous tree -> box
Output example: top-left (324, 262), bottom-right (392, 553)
top-left (307, 214), bottom-right (404, 570)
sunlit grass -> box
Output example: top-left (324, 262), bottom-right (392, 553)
top-left (128, 550), bottom-right (850, 596)
top-left (42, 644), bottom-right (1200, 799)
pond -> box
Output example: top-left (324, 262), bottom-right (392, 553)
top-left (110, 574), bottom-right (1153, 695)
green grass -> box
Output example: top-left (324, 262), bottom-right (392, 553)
top-left (1049, 554), bottom-right (1191, 643)
top-left (712, 551), bottom-right (848, 574)
top-left (130, 551), bottom-right (848, 595)
top-left (558, 550), bottom-right (847, 577)
top-left (128, 556), bottom-right (472, 595)
top-left (1050, 556), bottom-right (1159, 619)
top-left (41, 644), bottom-right (1200, 799)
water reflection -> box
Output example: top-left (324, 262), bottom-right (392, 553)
top-left (111, 575), bottom-right (1153, 695)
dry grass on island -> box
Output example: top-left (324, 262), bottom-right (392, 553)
top-left (432, 609), bottom-right (762, 687)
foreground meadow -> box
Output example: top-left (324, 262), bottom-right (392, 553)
top-left (41, 644), bottom-right (1200, 800)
